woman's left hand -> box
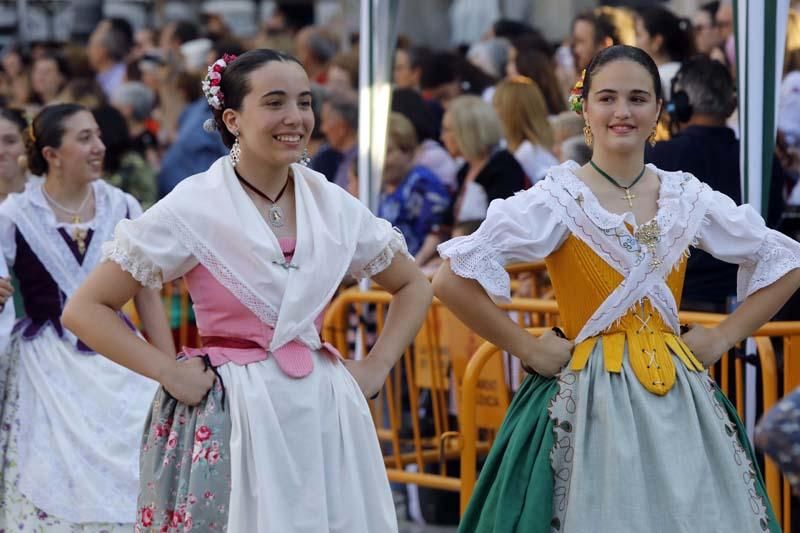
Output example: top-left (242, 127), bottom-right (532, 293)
top-left (681, 324), bottom-right (730, 368)
top-left (342, 357), bottom-right (390, 399)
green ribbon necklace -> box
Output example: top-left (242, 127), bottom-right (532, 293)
top-left (589, 160), bottom-right (646, 208)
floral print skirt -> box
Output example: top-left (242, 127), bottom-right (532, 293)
top-left (137, 360), bottom-right (231, 532)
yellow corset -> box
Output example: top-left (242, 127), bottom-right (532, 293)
top-left (545, 235), bottom-right (704, 395)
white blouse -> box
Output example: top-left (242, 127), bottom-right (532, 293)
top-left (513, 140), bottom-right (559, 185)
top-left (439, 161), bottom-right (800, 333)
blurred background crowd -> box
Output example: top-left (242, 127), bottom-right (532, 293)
top-left (1, 0), bottom-right (800, 316)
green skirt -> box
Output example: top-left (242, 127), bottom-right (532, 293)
top-left (458, 373), bottom-right (779, 533)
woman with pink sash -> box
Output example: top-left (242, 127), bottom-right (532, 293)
top-left (64, 49), bottom-right (433, 532)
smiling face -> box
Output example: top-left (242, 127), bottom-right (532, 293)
top-left (44, 110), bottom-right (106, 183)
top-left (223, 60), bottom-right (314, 170)
top-left (0, 117), bottom-right (24, 183)
top-left (582, 59), bottom-right (661, 155)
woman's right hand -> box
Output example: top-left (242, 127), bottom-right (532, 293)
top-left (520, 329), bottom-right (574, 377)
top-left (159, 357), bottom-right (216, 406)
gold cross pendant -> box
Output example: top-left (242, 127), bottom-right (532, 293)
top-left (621, 188), bottom-right (636, 207)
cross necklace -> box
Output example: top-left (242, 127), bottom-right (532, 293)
top-left (589, 160), bottom-right (646, 208)
top-left (42, 184), bottom-right (92, 255)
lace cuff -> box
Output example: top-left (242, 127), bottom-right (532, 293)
top-left (737, 230), bottom-right (800, 300)
top-left (101, 239), bottom-right (163, 290)
top-left (438, 234), bottom-right (510, 302)
top-left (351, 230), bottom-right (410, 280)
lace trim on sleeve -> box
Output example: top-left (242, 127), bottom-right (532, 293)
top-left (737, 230), bottom-right (800, 300)
top-left (438, 233), bottom-right (510, 302)
top-left (352, 229), bottom-right (411, 280)
top-left (101, 239), bottom-right (163, 290)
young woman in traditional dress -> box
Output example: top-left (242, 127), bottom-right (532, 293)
top-left (0, 103), bottom-right (168, 530)
top-left (434, 45), bottom-right (800, 532)
top-left (63, 49), bottom-right (432, 532)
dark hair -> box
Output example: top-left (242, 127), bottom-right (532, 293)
top-left (574, 9), bottom-right (624, 46)
top-left (92, 105), bottom-right (130, 174)
top-left (0, 107), bottom-right (28, 132)
top-left (512, 45), bottom-right (566, 114)
top-left (492, 19), bottom-right (537, 40)
top-left (581, 45), bottom-right (663, 103)
top-left (103, 17), bottom-right (134, 62)
top-left (59, 77), bottom-right (108, 109)
top-left (209, 39), bottom-right (247, 60)
top-left (699, 1), bottom-right (721, 20)
top-left (210, 48), bottom-right (304, 148)
top-left (396, 45), bottom-right (430, 72)
top-left (391, 88), bottom-right (437, 142)
top-left (673, 56), bottom-right (735, 118)
top-left (456, 56), bottom-right (497, 96)
top-left (25, 103), bottom-right (87, 176)
top-left (420, 51), bottom-right (458, 90)
top-left (173, 21), bottom-right (200, 45)
top-left (637, 6), bottom-right (695, 62)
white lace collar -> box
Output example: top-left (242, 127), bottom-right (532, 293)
top-left (547, 160), bottom-right (685, 234)
top-left (24, 179), bottom-right (113, 231)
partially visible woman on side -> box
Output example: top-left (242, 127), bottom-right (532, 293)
top-left (0, 103), bottom-right (168, 530)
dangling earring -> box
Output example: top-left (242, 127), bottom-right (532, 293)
top-left (298, 148), bottom-right (310, 166)
top-left (648, 126), bottom-right (657, 147)
top-left (230, 134), bottom-right (241, 167)
top-left (583, 123), bottom-right (593, 147)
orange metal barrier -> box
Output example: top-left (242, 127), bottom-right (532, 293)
top-left (321, 290), bottom-right (562, 496)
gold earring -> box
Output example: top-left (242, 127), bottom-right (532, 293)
top-left (583, 123), bottom-right (593, 147)
top-left (648, 126), bottom-right (657, 147)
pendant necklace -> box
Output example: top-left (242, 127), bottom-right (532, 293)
top-left (235, 169), bottom-right (292, 228)
top-left (41, 184), bottom-right (92, 255)
top-left (589, 160), bottom-right (646, 208)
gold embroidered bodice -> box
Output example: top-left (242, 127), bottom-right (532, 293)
top-left (545, 235), bottom-right (704, 395)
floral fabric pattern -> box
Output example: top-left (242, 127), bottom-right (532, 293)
top-left (137, 376), bottom-right (231, 532)
top-left (377, 165), bottom-right (451, 256)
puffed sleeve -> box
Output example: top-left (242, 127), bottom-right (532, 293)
top-left (695, 190), bottom-right (800, 300)
top-left (101, 201), bottom-right (198, 289)
top-left (345, 194), bottom-right (412, 280)
top-left (437, 186), bottom-right (568, 302)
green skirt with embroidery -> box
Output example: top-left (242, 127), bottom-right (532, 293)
top-left (458, 368), bottom-right (780, 533)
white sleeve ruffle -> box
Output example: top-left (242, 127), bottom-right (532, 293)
top-left (695, 190), bottom-right (800, 300)
top-left (437, 186), bottom-right (568, 302)
top-left (101, 203), bottom-right (197, 289)
top-left (348, 204), bottom-right (412, 280)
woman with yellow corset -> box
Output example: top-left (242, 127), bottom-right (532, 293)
top-left (434, 45), bottom-right (800, 533)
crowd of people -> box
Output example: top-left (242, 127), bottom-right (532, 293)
top-left (0, 0), bottom-right (799, 531)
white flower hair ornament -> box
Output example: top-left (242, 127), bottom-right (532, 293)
top-left (202, 53), bottom-right (237, 132)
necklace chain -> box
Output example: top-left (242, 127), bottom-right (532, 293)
top-left (235, 168), bottom-right (291, 204)
top-left (41, 184), bottom-right (92, 220)
top-left (589, 160), bottom-right (646, 191)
